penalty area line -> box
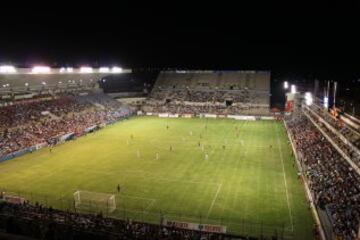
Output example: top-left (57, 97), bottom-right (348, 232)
top-left (206, 183), bottom-right (223, 219)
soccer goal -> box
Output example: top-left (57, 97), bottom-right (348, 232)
top-left (74, 190), bottom-right (116, 213)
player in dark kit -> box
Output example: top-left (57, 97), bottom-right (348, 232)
top-left (117, 184), bottom-right (121, 193)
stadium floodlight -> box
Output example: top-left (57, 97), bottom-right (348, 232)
top-left (99, 67), bottom-right (110, 73)
top-left (324, 97), bottom-right (329, 108)
top-left (305, 92), bottom-right (313, 106)
top-left (0, 65), bottom-right (16, 74)
top-left (32, 66), bottom-right (51, 74)
top-left (66, 67), bottom-right (73, 73)
top-left (283, 81), bottom-right (289, 89)
top-left (291, 84), bottom-right (296, 94)
top-left (80, 67), bottom-right (93, 73)
top-left (111, 66), bottom-right (122, 73)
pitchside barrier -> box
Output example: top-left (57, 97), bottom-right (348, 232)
top-left (0, 187), bottom-right (294, 239)
top-left (150, 112), bottom-right (275, 121)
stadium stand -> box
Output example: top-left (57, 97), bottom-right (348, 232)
top-left (0, 92), bottom-right (131, 159)
top-left (142, 71), bottom-right (271, 116)
top-left (287, 114), bottom-right (360, 240)
top-left (0, 201), bottom-right (247, 240)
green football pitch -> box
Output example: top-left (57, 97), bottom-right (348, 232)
top-left (0, 117), bottom-right (314, 239)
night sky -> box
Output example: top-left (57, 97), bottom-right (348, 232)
top-left (0, 1), bottom-right (360, 81)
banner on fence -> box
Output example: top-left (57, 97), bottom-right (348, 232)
top-left (146, 112), bottom-right (153, 116)
top-left (59, 132), bottom-right (75, 142)
top-left (182, 114), bottom-right (193, 118)
top-left (159, 113), bottom-right (169, 118)
top-left (261, 116), bottom-right (275, 120)
top-left (35, 142), bottom-right (48, 150)
top-left (204, 114), bottom-right (217, 118)
top-left (227, 115), bottom-right (256, 121)
top-left (162, 219), bottom-right (227, 233)
top-left (84, 125), bottom-right (98, 133)
top-left (3, 194), bottom-right (25, 204)
top-left (168, 114), bottom-right (179, 118)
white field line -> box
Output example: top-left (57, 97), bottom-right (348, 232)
top-left (275, 124), bottom-right (294, 232)
top-left (203, 122), bottom-right (231, 219)
top-left (206, 183), bottom-right (223, 219)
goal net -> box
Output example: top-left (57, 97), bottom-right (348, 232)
top-left (74, 190), bottom-right (116, 213)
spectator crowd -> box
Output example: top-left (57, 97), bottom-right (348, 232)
top-left (0, 201), bottom-right (246, 240)
top-left (0, 92), bottom-right (131, 158)
top-left (143, 88), bottom-right (269, 116)
top-left (287, 115), bottom-right (360, 240)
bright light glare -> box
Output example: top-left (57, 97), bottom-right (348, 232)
top-left (99, 67), bottom-right (110, 73)
top-left (284, 81), bottom-right (289, 89)
top-left (324, 97), bottom-right (329, 108)
top-left (66, 67), bottom-right (73, 73)
top-left (80, 67), bottom-right (93, 73)
top-left (0, 65), bottom-right (16, 73)
top-left (111, 66), bottom-right (122, 73)
top-left (59, 67), bottom-right (66, 73)
top-left (32, 66), bottom-right (51, 74)
top-left (291, 84), bottom-right (296, 94)
top-left (305, 92), bottom-right (313, 106)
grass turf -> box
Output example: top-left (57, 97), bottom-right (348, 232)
top-left (0, 117), bottom-right (314, 239)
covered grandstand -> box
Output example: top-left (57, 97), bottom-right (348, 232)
top-left (143, 70), bottom-right (271, 116)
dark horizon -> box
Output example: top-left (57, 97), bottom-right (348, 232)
top-left (1, 1), bottom-right (360, 82)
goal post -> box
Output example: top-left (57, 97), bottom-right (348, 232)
top-left (73, 190), bottom-right (116, 213)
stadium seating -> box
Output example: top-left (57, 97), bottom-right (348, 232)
top-left (143, 71), bottom-right (270, 116)
top-left (287, 116), bottom-right (360, 240)
top-left (0, 201), bottom-right (241, 240)
top-left (0, 92), bottom-right (131, 158)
